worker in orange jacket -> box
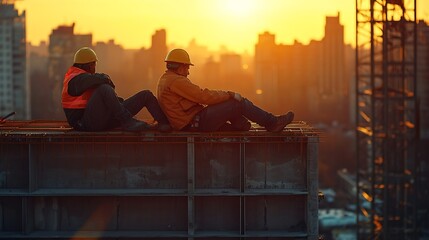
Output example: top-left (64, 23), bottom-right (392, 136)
top-left (62, 47), bottom-right (171, 132)
top-left (157, 48), bottom-right (294, 132)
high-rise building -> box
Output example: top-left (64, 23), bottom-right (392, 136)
top-left (134, 29), bottom-right (167, 93)
top-left (0, 1), bottom-right (27, 120)
top-left (254, 32), bottom-right (279, 112)
top-left (149, 29), bottom-right (167, 89)
top-left (94, 39), bottom-right (125, 75)
top-left (48, 23), bottom-right (92, 119)
top-left (321, 13), bottom-right (346, 97)
top-left (219, 53), bottom-right (241, 73)
top-left (202, 56), bottom-right (220, 89)
top-left (254, 14), bottom-right (350, 123)
top-left (218, 53), bottom-right (255, 98)
top-left (93, 39), bottom-right (137, 102)
top-left (183, 38), bottom-right (210, 87)
top-left (28, 41), bottom-right (49, 119)
top-left (319, 13), bottom-right (349, 124)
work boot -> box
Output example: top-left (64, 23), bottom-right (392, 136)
top-left (266, 111), bottom-right (294, 132)
top-left (121, 118), bottom-right (151, 132)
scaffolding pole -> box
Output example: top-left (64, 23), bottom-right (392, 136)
top-left (356, 0), bottom-right (417, 239)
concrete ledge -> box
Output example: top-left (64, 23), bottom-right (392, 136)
top-left (0, 120), bottom-right (319, 138)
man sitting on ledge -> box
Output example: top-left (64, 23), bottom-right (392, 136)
top-left (157, 48), bottom-right (294, 132)
top-left (62, 47), bottom-right (171, 132)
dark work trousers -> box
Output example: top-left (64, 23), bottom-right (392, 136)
top-left (81, 84), bottom-right (169, 131)
top-left (193, 98), bottom-right (277, 131)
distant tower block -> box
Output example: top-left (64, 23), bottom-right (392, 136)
top-left (0, 0), bottom-right (28, 119)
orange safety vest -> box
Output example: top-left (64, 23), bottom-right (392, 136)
top-left (61, 66), bottom-right (95, 109)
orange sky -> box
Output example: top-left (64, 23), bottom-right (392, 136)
top-left (14, 0), bottom-right (429, 53)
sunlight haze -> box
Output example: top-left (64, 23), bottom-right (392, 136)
top-left (15, 0), bottom-right (429, 53)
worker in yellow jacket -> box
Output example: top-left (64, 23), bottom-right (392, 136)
top-left (157, 48), bottom-right (294, 132)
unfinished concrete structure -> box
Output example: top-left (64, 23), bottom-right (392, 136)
top-left (0, 121), bottom-right (319, 239)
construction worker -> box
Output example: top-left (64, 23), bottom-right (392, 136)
top-left (62, 47), bottom-right (171, 132)
top-left (157, 48), bottom-right (294, 132)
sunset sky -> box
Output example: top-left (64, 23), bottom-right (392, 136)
top-left (14, 0), bottom-right (429, 53)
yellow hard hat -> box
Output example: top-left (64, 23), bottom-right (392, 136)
top-left (165, 48), bottom-right (194, 66)
top-left (74, 47), bottom-right (98, 64)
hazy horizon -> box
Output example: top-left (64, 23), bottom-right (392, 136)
top-left (15, 0), bottom-right (429, 53)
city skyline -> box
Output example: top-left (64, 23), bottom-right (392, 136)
top-left (15, 0), bottom-right (429, 53)
top-left (3, 2), bottom-right (429, 237)
top-left (25, 14), bottom-right (356, 126)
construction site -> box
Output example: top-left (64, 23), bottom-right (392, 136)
top-left (0, 121), bottom-right (320, 239)
top-left (1, 0), bottom-right (429, 239)
top-left (355, 0), bottom-right (428, 239)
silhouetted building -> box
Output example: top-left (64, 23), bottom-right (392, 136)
top-left (306, 40), bottom-right (324, 119)
top-left (254, 14), bottom-right (351, 124)
top-left (0, 1), bottom-right (27, 119)
top-left (134, 29), bottom-right (167, 93)
top-left (219, 53), bottom-right (254, 98)
top-left (94, 39), bottom-right (124, 74)
top-left (48, 23), bottom-right (92, 119)
top-left (319, 13), bottom-right (349, 124)
top-left (182, 39), bottom-right (211, 87)
top-left (149, 29), bottom-right (167, 91)
top-left (255, 32), bottom-right (311, 117)
top-left (321, 13), bottom-right (346, 97)
top-left (199, 53), bottom-right (254, 101)
top-left (186, 38), bottom-right (210, 67)
top-left (202, 56), bottom-right (220, 89)
top-left (254, 32), bottom-right (280, 112)
top-left (220, 54), bottom-right (241, 75)
top-left (278, 41), bottom-right (310, 119)
top-left (28, 41), bottom-right (49, 119)
top-left (219, 53), bottom-right (241, 86)
top-left (93, 39), bottom-right (137, 98)
top-left (133, 47), bottom-right (151, 89)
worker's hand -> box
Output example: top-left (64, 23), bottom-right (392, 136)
top-left (227, 91), bottom-right (243, 101)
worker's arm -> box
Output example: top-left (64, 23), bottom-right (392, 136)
top-left (170, 77), bottom-right (231, 105)
top-left (68, 73), bottom-right (114, 96)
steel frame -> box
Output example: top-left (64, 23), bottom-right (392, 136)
top-left (0, 121), bottom-right (319, 239)
top-left (355, 0), bottom-right (418, 239)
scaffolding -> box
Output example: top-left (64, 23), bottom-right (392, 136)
top-left (355, 0), bottom-right (418, 239)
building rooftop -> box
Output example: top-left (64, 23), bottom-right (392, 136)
top-left (0, 120), bottom-right (320, 141)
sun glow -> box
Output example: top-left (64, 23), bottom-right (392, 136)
top-left (13, 0), bottom-right (429, 53)
top-left (221, 0), bottom-right (257, 18)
